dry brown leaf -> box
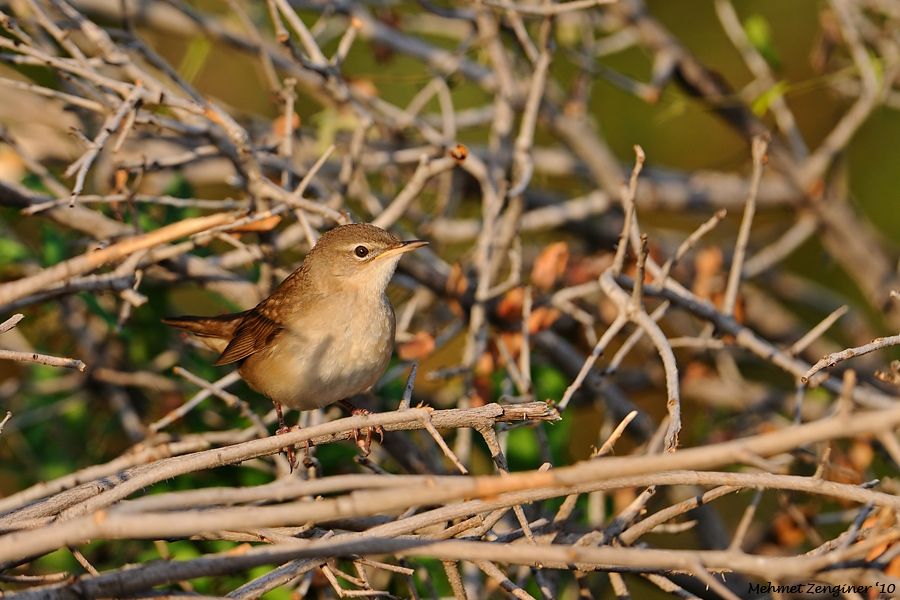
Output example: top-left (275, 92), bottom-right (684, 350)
top-left (397, 331), bottom-right (435, 361)
top-left (693, 246), bottom-right (722, 300)
top-left (204, 107), bottom-right (225, 126)
top-left (755, 421), bottom-right (780, 435)
top-left (732, 294), bottom-right (745, 323)
top-left (499, 331), bottom-right (523, 360)
top-left (273, 113), bottom-right (300, 138)
top-left (471, 378), bottom-right (491, 407)
top-left (527, 306), bottom-right (561, 334)
top-left (475, 351), bottom-right (495, 377)
top-left (683, 361), bottom-right (713, 383)
top-left (827, 449), bottom-right (864, 487)
top-left (565, 254), bottom-right (610, 285)
top-left (531, 242), bottom-right (569, 291)
top-left (563, 99), bottom-right (585, 118)
top-left (806, 176), bottom-right (825, 200)
top-left (113, 168), bottom-right (129, 194)
top-left (885, 553), bottom-right (900, 579)
top-left (349, 78), bottom-right (378, 98)
top-left (446, 263), bottom-right (469, 297)
top-left (449, 143), bottom-right (468, 162)
top-left (0, 147), bottom-right (24, 181)
top-left (849, 437), bottom-right (874, 471)
top-left (226, 215), bottom-right (282, 234)
top-left (772, 513), bottom-right (806, 547)
top-left (224, 543), bottom-right (252, 556)
top-left (864, 508), bottom-right (897, 561)
top-left (497, 287), bottom-right (525, 321)
top-left (613, 487), bottom-right (637, 512)
top-left (711, 291), bottom-right (745, 323)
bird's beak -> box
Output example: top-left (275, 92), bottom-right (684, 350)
top-left (379, 239), bottom-right (429, 260)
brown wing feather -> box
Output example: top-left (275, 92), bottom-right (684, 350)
top-left (213, 309), bottom-right (283, 365)
top-left (162, 312), bottom-right (246, 339)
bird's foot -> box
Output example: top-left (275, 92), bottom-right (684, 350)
top-left (275, 424), bottom-right (313, 473)
top-left (275, 424), bottom-right (298, 472)
top-left (348, 407), bottom-right (384, 456)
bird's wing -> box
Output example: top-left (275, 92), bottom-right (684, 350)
top-left (213, 308), bottom-right (283, 366)
top-left (162, 312), bottom-right (247, 339)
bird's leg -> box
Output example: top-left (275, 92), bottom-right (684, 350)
top-left (297, 412), bottom-right (315, 470)
top-left (274, 401), bottom-right (288, 432)
top-left (273, 401), bottom-right (297, 471)
top-left (340, 398), bottom-right (384, 456)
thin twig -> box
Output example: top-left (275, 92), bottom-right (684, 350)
top-left (612, 146), bottom-right (645, 275)
top-left (399, 363), bottom-right (418, 411)
top-left (483, 0), bottom-right (617, 16)
top-left (722, 135), bottom-right (768, 316)
top-left (65, 83), bottom-right (144, 206)
top-left (558, 314), bottom-right (628, 411)
top-left (0, 212), bottom-right (236, 307)
top-left (0, 349), bottom-right (86, 372)
top-left (0, 313), bottom-right (24, 334)
top-left (802, 335), bottom-right (900, 384)
top-left (788, 305), bottom-right (849, 356)
top-left (422, 413), bottom-right (469, 475)
top-left (728, 489), bottom-right (763, 551)
top-left (0, 411), bottom-right (11, 435)
top-left (594, 411), bottom-right (638, 458)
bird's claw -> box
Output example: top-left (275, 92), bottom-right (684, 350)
top-left (350, 407), bottom-right (384, 456)
top-left (276, 425), bottom-right (311, 473)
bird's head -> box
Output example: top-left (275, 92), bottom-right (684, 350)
top-left (306, 223), bottom-right (427, 295)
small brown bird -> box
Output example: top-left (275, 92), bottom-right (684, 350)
top-left (163, 223), bottom-right (427, 458)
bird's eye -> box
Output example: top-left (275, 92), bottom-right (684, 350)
top-left (354, 245), bottom-right (369, 258)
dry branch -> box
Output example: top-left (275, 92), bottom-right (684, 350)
top-left (0, 212), bottom-right (236, 307)
top-left (2, 404), bottom-right (898, 567)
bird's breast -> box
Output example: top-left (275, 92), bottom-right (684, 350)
top-left (239, 293), bottom-right (396, 410)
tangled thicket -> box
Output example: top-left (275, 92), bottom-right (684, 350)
top-left (0, 0), bottom-right (899, 598)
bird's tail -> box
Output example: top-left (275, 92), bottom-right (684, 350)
top-left (162, 312), bottom-right (246, 340)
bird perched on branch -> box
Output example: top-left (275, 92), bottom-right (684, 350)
top-left (163, 223), bottom-right (427, 465)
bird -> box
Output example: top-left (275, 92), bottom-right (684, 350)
top-left (163, 223), bottom-right (427, 462)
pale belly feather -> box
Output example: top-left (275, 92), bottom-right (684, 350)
top-left (239, 294), bottom-right (395, 411)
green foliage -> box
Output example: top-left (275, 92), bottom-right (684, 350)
top-left (30, 363), bottom-right (65, 383)
top-left (33, 547), bottom-right (80, 576)
top-left (0, 237), bottom-right (28, 263)
top-left (751, 80), bottom-right (789, 116)
top-left (21, 172), bottom-right (49, 193)
top-left (505, 426), bottom-right (541, 469)
top-left (506, 418), bottom-right (572, 472)
top-left (312, 108), bottom-right (366, 154)
top-left (178, 36), bottom-right (213, 83)
top-left (316, 438), bottom-right (360, 473)
top-left (163, 173), bottom-right (195, 199)
top-left (377, 360), bottom-right (409, 408)
top-left (39, 222), bottom-right (67, 266)
top-left (80, 292), bottom-right (117, 329)
top-left (412, 557), bottom-right (453, 597)
top-left (743, 14), bottom-right (781, 71)
top-left (259, 577), bottom-right (293, 599)
top-left (533, 363), bottom-right (568, 403)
